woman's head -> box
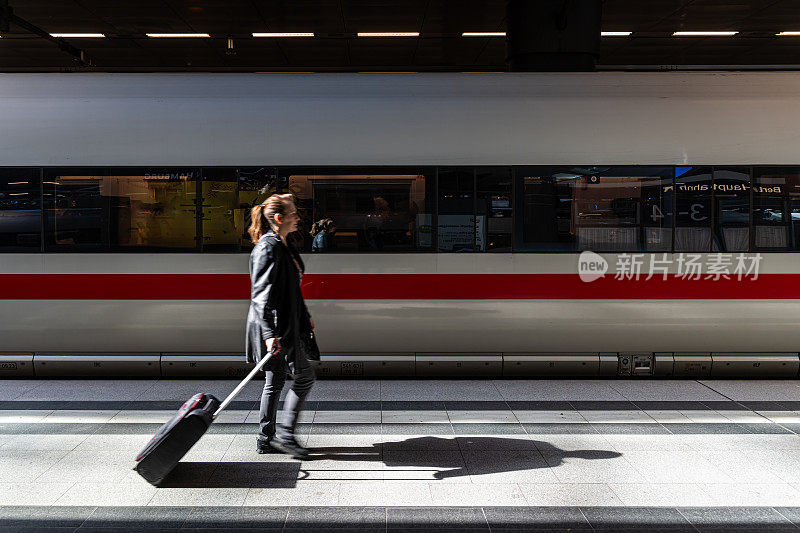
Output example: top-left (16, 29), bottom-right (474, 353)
top-left (248, 193), bottom-right (298, 243)
top-left (373, 197), bottom-right (390, 212)
top-left (310, 218), bottom-right (335, 236)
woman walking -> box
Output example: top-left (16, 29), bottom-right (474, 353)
top-left (245, 193), bottom-right (315, 459)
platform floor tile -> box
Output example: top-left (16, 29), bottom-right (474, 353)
top-left (2, 378), bottom-right (800, 530)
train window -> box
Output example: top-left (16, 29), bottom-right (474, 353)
top-left (517, 166), bottom-right (673, 251)
top-left (438, 168), bottom-right (476, 252)
top-left (201, 168), bottom-right (238, 252)
top-left (110, 168), bottom-right (199, 251)
top-left (712, 167), bottom-right (750, 252)
top-left (640, 168), bottom-right (674, 251)
top-left (518, 168), bottom-right (569, 251)
top-left (675, 166), bottom-right (712, 252)
top-left (43, 167), bottom-right (108, 251)
top-left (44, 167), bottom-right (199, 251)
top-left (280, 167), bottom-right (314, 251)
top-left (753, 167), bottom-right (800, 250)
top-left (285, 167), bottom-right (435, 252)
top-left (0, 168), bottom-right (41, 251)
top-left (477, 167), bottom-right (512, 252)
top-left (237, 167), bottom-right (278, 252)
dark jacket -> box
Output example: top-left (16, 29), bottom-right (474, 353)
top-left (245, 233), bottom-right (312, 369)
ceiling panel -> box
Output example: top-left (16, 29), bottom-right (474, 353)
top-left (2, 0), bottom-right (800, 70)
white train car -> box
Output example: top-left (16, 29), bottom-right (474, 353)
top-left (1, 72), bottom-right (800, 378)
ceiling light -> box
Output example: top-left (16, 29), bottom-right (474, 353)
top-left (462, 32), bottom-right (506, 37)
top-left (601, 31), bottom-right (632, 37)
top-left (146, 33), bottom-right (210, 38)
top-left (672, 31), bottom-right (738, 36)
top-left (357, 32), bottom-right (419, 37)
top-left (252, 33), bottom-right (314, 37)
top-left (50, 33), bottom-right (105, 38)
top-left (777, 31), bottom-right (800, 36)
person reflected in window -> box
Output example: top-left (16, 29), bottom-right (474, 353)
top-left (310, 218), bottom-right (336, 252)
top-left (245, 193), bottom-right (315, 459)
top-left (363, 196), bottom-right (390, 249)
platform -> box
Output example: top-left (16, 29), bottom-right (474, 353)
top-left (4, 378), bottom-right (800, 530)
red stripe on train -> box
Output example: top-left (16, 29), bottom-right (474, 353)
top-left (0, 273), bottom-right (791, 299)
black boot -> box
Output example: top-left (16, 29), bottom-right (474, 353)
top-left (256, 436), bottom-right (277, 454)
top-left (269, 435), bottom-right (310, 459)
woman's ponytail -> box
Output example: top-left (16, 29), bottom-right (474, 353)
top-left (248, 193), bottom-right (293, 244)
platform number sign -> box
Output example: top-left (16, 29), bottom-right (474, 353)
top-left (642, 193), bottom-right (673, 230)
top-left (690, 203), bottom-right (708, 221)
top-left (677, 199), bottom-right (711, 225)
top-left (675, 167), bottom-right (713, 228)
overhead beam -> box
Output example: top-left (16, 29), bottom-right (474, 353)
top-left (1, 1), bottom-right (92, 66)
top-left (506, 0), bottom-right (602, 71)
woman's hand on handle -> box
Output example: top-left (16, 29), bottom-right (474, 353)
top-left (266, 337), bottom-right (282, 355)
top-left (309, 318), bottom-right (315, 331)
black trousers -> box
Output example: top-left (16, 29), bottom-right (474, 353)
top-left (258, 355), bottom-right (315, 440)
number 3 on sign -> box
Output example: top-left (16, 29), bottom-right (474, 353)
top-left (690, 203), bottom-right (707, 221)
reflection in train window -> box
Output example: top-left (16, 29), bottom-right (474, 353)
top-left (43, 168), bottom-right (106, 250)
top-left (477, 167), bottom-right (512, 252)
top-left (0, 168), bottom-right (41, 251)
top-left (15, 164), bottom-right (800, 253)
top-left (438, 168), bottom-right (475, 252)
top-left (518, 166), bottom-right (673, 251)
top-left (201, 167), bottom-right (278, 252)
top-left (237, 167), bottom-right (277, 252)
top-left (713, 168), bottom-right (750, 252)
top-left (201, 168), bottom-right (238, 252)
top-left (675, 166), bottom-right (712, 252)
top-left (44, 168), bottom-right (199, 251)
top-left (286, 168), bottom-right (434, 252)
top-left (753, 167), bottom-right (800, 250)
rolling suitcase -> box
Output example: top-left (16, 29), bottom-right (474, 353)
top-left (134, 354), bottom-right (273, 486)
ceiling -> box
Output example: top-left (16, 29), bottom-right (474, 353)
top-left (2, 0), bottom-right (800, 71)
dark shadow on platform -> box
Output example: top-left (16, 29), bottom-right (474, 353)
top-left (161, 436), bottom-right (621, 488)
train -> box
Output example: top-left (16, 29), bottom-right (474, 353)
top-left (1, 72), bottom-right (800, 378)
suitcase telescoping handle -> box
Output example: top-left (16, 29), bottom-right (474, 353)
top-left (212, 348), bottom-right (277, 419)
